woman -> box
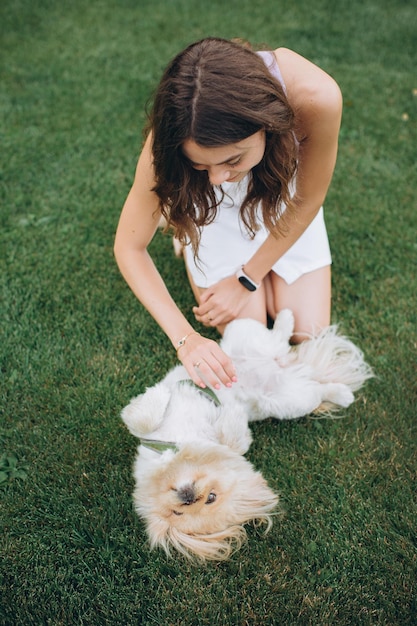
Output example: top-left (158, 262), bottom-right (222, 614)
top-left (114, 37), bottom-right (342, 391)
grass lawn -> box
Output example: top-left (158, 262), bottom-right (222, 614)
top-left (1, 0), bottom-right (416, 624)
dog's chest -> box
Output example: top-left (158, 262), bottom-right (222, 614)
top-left (150, 387), bottom-right (220, 444)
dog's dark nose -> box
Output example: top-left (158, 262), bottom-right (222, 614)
top-left (177, 485), bottom-right (197, 505)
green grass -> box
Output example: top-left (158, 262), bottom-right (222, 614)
top-left (1, 0), bottom-right (416, 624)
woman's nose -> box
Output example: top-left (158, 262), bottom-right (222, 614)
top-left (208, 167), bottom-right (230, 185)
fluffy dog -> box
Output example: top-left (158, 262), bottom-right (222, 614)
top-left (121, 310), bottom-right (372, 561)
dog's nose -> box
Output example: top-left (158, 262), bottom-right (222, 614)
top-left (177, 485), bottom-right (197, 505)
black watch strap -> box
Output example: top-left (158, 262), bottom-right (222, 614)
top-left (236, 267), bottom-right (260, 292)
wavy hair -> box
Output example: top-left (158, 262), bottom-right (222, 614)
top-left (146, 37), bottom-right (298, 252)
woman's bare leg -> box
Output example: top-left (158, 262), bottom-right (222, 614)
top-left (265, 266), bottom-right (331, 343)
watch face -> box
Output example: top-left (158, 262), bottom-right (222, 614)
top-left (238, 275), bottom-right (257, 291)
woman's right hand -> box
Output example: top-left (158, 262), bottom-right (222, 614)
top-left (176, 331), bottom-right (237, 390)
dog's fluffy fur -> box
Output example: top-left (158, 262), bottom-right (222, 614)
top-left (121, 310), bottom-right (372, 561)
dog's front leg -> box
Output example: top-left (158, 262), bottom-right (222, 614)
top-left (121, 383), bottom-right (171, 438)
top-left (214, 404), bottom-right (252, 454)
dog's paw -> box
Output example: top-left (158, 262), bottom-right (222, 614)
top-left (215, 405), bottom-right (252, 454)
top-left (272, 309), bottom-right (294, 342)
top-left (322, 383), bottom-right (354, 408)
top-left (121, 383), bottom-right (171, 437)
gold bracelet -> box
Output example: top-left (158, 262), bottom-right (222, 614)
top-left (175, 331), bottom-right (199, 355)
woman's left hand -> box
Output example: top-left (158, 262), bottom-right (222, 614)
top-left (192, 275), bottom-right (253, 327)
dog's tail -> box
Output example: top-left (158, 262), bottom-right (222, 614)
top-left (294, 325), bottom-right (374, 393)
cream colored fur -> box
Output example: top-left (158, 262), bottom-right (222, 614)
top-left (121, 310), bottom-right (372, 561)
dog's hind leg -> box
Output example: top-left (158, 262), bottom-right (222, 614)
top-left (272, 309), bottom-right (295, 345)
top-left (246, 368), bottom-right (355, 421)
top-left (318, 382), bottom-right (354, 409)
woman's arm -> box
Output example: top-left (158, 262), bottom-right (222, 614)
top-left (114, 134), bottom-right (237, 388)
top-left (244, 47), bottom-right (343, 282)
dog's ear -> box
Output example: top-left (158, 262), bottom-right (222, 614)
top-left (121, 383), bottom-right (171, 438)
top-left (214, 404), bottom-right (252, 454)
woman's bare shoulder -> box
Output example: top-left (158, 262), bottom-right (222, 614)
top-left (273, 47), bottom-right (342, 109)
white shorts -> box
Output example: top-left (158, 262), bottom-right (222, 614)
top-left (184, 203), bottom-right (332, 288)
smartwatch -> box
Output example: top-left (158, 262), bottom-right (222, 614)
top-left (236, 266), bottom-right (261, 292)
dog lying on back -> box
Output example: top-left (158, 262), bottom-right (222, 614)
top-left (121, 310), bottom-right (372, 561)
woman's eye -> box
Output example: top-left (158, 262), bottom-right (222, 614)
top-left (227, 158), bottom-right (241, 167)
top-left (205, 493), bottom-right (217, 504)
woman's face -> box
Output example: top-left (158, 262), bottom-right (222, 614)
top-left (182, 130), bottom-right (266, 185)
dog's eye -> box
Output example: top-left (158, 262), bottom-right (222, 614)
top-left (172, 510), bottom-right (183, 516)
top-left (205, 493), bottom-right (216, 504)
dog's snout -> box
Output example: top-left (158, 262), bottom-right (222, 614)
top-left (177, 485), bottom-right (197, 505)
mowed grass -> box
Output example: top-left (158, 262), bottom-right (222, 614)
top-left (1, 0), bottom-right (416, 624)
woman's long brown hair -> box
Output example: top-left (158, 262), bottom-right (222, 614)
top-left (146, 37), bottom-right (298, 253)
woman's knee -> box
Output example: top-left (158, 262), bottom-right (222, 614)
top-left (267, 267), bottom-right (331, 341)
